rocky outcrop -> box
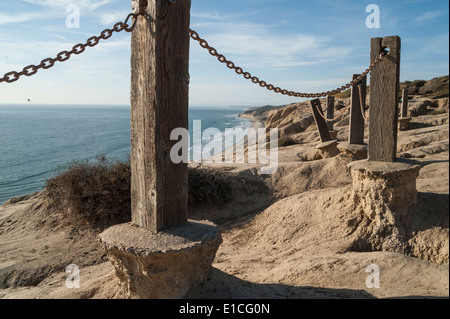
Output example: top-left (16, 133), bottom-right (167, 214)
top-left (401, 76), bottom-right (449, 98)
top-left (265, 103), bottom-right (318, 138)
top-left (239, 76), bottom-right (448, 141)
top-left (239, 105), bottom-right (284, 122)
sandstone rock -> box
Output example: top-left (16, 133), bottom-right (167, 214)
top-left (316, 140), bottom-right (339, 158)
top-left (348, 160), bottom-right (421, 254)
top-left (438, 97), bottom-right (449, 111)
top-left (98, 221), bottom-right (222, 299)
top-left (338, 142), bottom-right (368, 161)
top-left (279, 118), bottom-right (314, 137)
top-left (409, 99), bottom-right (438, 117)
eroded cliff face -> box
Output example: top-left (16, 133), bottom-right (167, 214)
top-left (241, 75), bottom-right (448, 140)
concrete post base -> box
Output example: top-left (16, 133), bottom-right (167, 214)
top-left (398, 117), bottom-right (411, 131)
top-left (338, 142), bottom-right (368, 160)
top-left (316, 140), bottom-right (339, 158)
top-left (347, 159), bottom-right (421, 253)
top-left (98, 220), bottom-right (222, 299)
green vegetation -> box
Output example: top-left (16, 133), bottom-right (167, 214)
top-left (334, 88), bottom-right (351, 99)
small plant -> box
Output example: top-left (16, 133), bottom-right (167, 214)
top-left (188, 164), bottom-right (232, 208)
top-left (45, 156), bottom-right (234, 229)
top-left (46, 156), bottom-right (131, 230)
top-left (334, 88), bottom-right (351, 99)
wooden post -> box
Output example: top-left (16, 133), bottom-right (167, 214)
top-left (349, 74), bottom-right (367, 145)
top-left (130, 0), bottom-right (191, 232)
top-left (310, 99), bottom-right (331, 143)
top-left (401, 89), bottom-right (409, 118)
top-left (368, 36), bottom-right (401, 163)
top-left (326, 96), bottom-right (335, 131)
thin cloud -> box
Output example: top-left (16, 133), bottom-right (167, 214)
top-left (191, 22), bottom-right (352, 69)
top-left (191, 9), bottom-right (264, 21)
top-left (19, 0), bottom-right (114, 11)
top-left (0, 0), bottom-right (117, 25)
top-left (0, 12), bottom-right (47, 25)
top-left (99, 10), bottom-right (130, 25)
top-left (415, 11), bottom-right (446, 23)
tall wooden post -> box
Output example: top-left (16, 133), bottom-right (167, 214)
top-left (401, 89), bottom-right (409, 118)
top-left (326, 96), bottom-right (335, 131)
top-left (310, 99), bottom-right (331, 143)
top-left (349, 74), bottom-right (367, 145)
top-left (130, 0), bottom-right (190, 232)
top-left (368, 36), bottom-right (401, 163)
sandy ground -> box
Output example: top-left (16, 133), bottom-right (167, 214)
top-left (0, 109), bottom-right (448, 299)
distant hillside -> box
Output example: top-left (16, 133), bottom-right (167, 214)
top-left (401, 75), bottom-right (449, 99)
top-left (241, 75), bottom-right (449, 122)
top-left (334, 75), bottom-right (449, 100)
top-left (239, 105), bottom-right (286, 121)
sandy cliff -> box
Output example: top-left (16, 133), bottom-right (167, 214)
top-left (0, 76), bottom-right (448, 299)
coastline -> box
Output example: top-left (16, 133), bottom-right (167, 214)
top-left (207, 117), bottom-right (266, 164)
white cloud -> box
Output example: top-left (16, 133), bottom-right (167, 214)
top-left (415, 11), bottom-right (446, 23)
top-left (99, 10), bottom-right (130, 25)
top-left (0, 0), bottom-right (117, 25)
top-left (191, 22), bottom-right (351, 69)
top-left (19, 0), bottom-right (114, 11)
top-left (0, 12), bottom-right (47, 25)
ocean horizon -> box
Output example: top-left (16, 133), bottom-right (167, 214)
top-left (0, 104), bottom-right (254, 205)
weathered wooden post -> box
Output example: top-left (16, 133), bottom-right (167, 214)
top-left (311, 98), bottom-right (339, 158)
top-left (130, 0), bottom-right (190, 232)
top-left (348, 36), bottom-right (421, 254)
top-left (326, 96), bottom-right (335, 130)
top-left (98, 0), bottom-right (222, 299)
top-left (368, 36), bottom-right (401, 162)
top-left (326, 96), bottom-right (338, 139)
top-left (337, 75), bottom-right (368, 160)
top-left (349, 74), bottom-right (367, 145)
top-left (311, 99), bottom-right (331, 143)
top-left (401, 89), bottom-right (409, 118)
top-left (399, 89), bottom-right (411, 131)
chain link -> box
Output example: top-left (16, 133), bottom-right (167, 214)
top-left (190, 29), bottom-right (388, 100)
top-left (0, 11), bottom-right (144, 84)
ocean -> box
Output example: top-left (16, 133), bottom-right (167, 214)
top-left (0, 104), bottom-right (253, 205)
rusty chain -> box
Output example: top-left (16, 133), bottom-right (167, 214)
top-left (189, 29), bottom-right (388, 100)
top-left (358, 83), bottom-right (369, 121)
top-left (1, 11), bottom-right (388, 124)
top-left (315, 99), bottom-right (351, 123)
top-left (0, 11), bottom-right (144, 84)
top-left (313, 81), bottom-right (370, 123)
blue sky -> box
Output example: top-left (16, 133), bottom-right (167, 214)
top-left (0, 0), bottom-right (448, 107)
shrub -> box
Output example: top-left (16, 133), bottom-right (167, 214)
top-left (188, 164), bottom-right (232, 208)
top-left (46, 156), bottom-right (131, 230)
top-left (46, 156), bottom-right (233, 229)
top-left (334, 88), bottom-right (351, 99)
